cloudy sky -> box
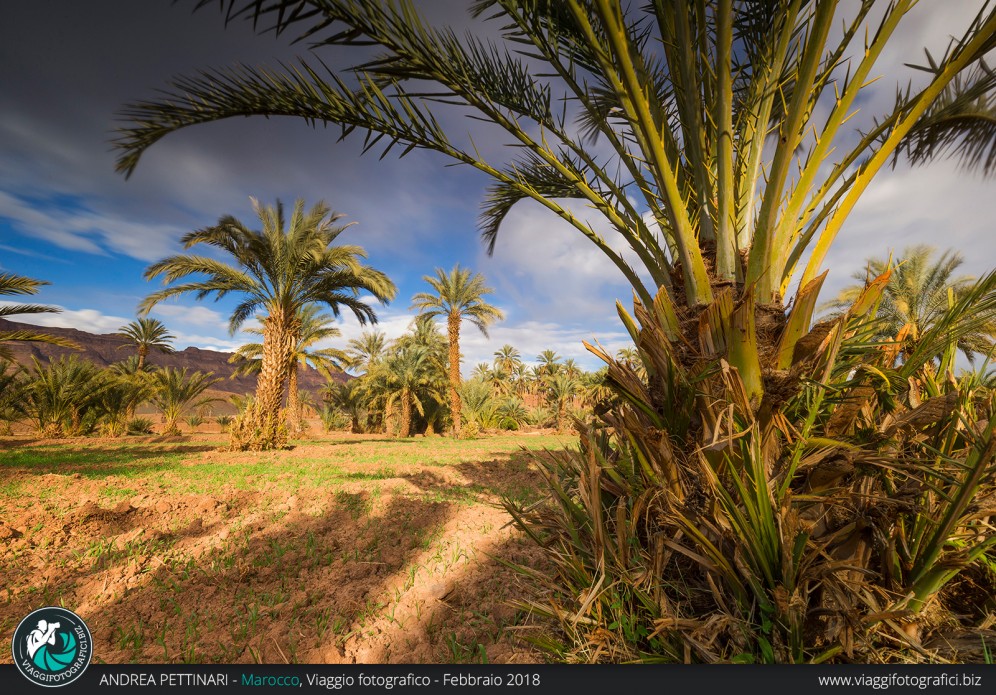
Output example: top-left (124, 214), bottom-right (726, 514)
top-left (1, 1), bottom-right (993, 374)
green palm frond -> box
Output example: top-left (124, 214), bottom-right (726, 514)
top-left (410, 264), bottom-right (504, 338)
top-left (900, 61), bottom-right (996, 176)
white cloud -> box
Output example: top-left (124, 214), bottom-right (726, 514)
top-left (459, 320), bottom-right (630, 374)
top-left (0, 302), bottom-right (131, 334)
top-left (0, 191), bottom-right (183, 261)
top-left (478, 198), bottom-right (643, 323)
top-left (150, 303), bottom-right (228, 329)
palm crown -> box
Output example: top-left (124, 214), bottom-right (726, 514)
top-left (116, 317), bottom-right (175, 370)
top-left (346, 330), bottom-right (387, 373)
top-left (825, 245), bottom-right (995, 361)
top-left (410, 265), bottom-right (504, 337)
top-left (142, 197), bottom-right (395, 332)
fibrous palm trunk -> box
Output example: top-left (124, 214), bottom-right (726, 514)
top-left (399, 388), bottom-right (412, 438)
top-left (287, 362), bottom-right (300, 434)
top-left (162, 410), bottom-right (180, 436)
top-left (231, 310), bottom-right (294, 451)
top-left (383, 399), bottom-right (393, 435)
top-left (447, 311), bottom-right (461, 437)
top-left (137, 345), bottom-right (147, 371)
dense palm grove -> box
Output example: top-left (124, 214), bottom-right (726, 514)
top-left (4, 0), bottom-right (996, 666)
top-left (0, 260), bottom-right (607, 441)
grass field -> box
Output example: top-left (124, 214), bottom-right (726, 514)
top-left (0, 432), bottom-right (570, 664)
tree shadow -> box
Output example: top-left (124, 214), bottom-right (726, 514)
top-left (318, 438), bottom-right (420, 447)
top-left (64, 493), bottom-right (455, 664)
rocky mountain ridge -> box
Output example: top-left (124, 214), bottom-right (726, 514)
top-left (0, 317), bottom-right (347, 398)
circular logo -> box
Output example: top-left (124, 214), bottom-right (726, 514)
top-left (11, 607), bottom-right (92, 687)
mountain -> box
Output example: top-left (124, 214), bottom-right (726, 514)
top-left (0, 317), bottom-right (348, 402)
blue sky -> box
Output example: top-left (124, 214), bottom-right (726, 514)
top-left (2, 1), bottom-right (994, 375)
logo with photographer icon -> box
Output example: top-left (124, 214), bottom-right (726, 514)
top-left (12, 607), bottom-right (92, 687)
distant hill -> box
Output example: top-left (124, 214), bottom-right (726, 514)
top-left (0, 318), bottom-right (348, 411)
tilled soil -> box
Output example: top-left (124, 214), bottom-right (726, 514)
top-left (0, 433), bottom-right (565, 664)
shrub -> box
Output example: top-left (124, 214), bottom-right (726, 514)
top-left (459, 419), bottom-right (481, 440)
top-left (21, 356), bottom-right (110, 437)
top-left (526, 406), bottom-right (555, 428)
top-left (127, 418), bottom-right (154, 435)
top-left (318, 406), bottom-right (350, 433)
top-left (215, 415), bottom-right (233, 431)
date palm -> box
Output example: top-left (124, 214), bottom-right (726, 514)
top-left (141, 197), bottom-right (396, 450)
top-left (371, 320), bottom-right (448, 437)
top-left (410, 265), bottom-right (503, 436)
top-left (115, 1), bottom-right (996, 395)
top-left (322, 379), bottom-right (365, 433)
top-left (535, 350), bottom-right (561, 381)
top-left (114, 0), bottom-right (996, 663)
top-left (116, 317), bottom-right (175, 370)
top-left (493, 344), bottom-right (521, 378)
top-left (230, 305), bottom-right (350, 432)
top-left (345, 330), bottom-right (387, 374)
top-left (147, 367), bottom-right (220, 436)
top-left (545, 371), bottom-right (581, 433)
top-left (0, 272), bottom-right (78, 360)
top-left (824, 245), bottom-right (995, 362)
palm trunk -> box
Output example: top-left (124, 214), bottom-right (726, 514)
top-left (137, 345), bottom-right (148, 371)
top-left (447, 311), bottom-right (462, 437)
top-left (231, 310), bottom-right (293, 451)
top-left (163, 409), bottom-right (179, 436)
top-left (287, 362), bottom-right (300, 434)
top-left (400, 388), bottom-right (412, 438)
top-left (557, 398), bottom-right (566, 433)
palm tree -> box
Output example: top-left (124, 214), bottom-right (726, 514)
top-left (115, 1), bottom-right (996, 663)
top-left (824, 245), bottom-right (995, 362)
top-left (21, 356), bottom-right (110, 437)
top-left (0, 272), bottom-right (78, 360)
top-left (141, 197), bottom-right (396, 450)
top-left (0, 363), bottom-right (24, 434)
top-left (116, 317), bottom-right (175, 370)
top-left (230, 305), bottom-right (350, 432)
top-left (345, 330), bottom-right (387, 374)
top-left (323, 379), bottom-right (366, 434)
top-left (561, 358), bottom-right (582, 379)
top-left (545, 372), bottom-right (581, 433)
top-left (493, 344), bottom-right (522, 378)
top-left (535, 350), bottom-right (561, 381)
top-left (378, 346), bottom-right (430, 438)
top-left (116, 1), bottom-right (996, 389)
top-left (410, 265), bottom-right (503, 436)
top-left (470, 362), bottom-right (493, 381)
top-left (372, 325), bottom-right (447, 438)
top-left (147, 368), bottom-right (220, 436)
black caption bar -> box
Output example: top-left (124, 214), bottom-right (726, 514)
top-left (0, 664), bottom-right (991, 695)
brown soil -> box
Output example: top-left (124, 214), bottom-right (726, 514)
top-left (0, 434), bottom-right (562, 664)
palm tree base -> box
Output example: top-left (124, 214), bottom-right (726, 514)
top-left (229, 406), bottom-right (289, 451)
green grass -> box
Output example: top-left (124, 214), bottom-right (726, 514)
top-left (0, 434), bottom-right (567, 488)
